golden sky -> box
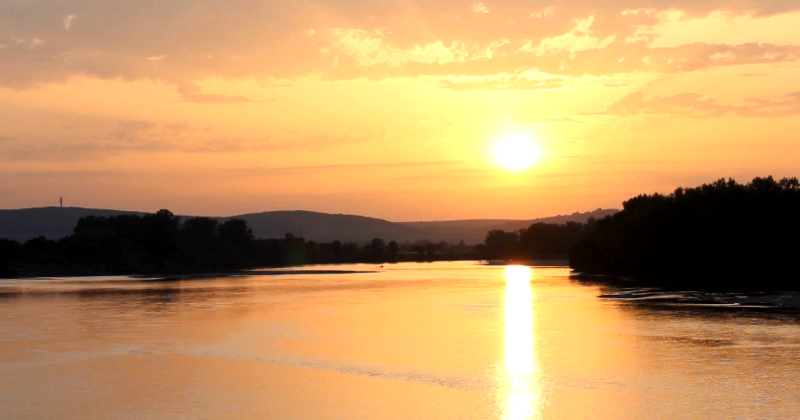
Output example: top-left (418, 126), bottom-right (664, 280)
top-left (2, 1), bottom-right (800, 220)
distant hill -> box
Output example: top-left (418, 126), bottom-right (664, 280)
top-left (399, 208), bottom-right (619, 244)
top-left (0, 206), bottom-right (617, 244)
top-left (235, 211), bottom-right (424, 243)
top-left (0, 207), bottom-right (145, 241)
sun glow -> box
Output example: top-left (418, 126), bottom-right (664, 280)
top-left (495, 133), bottom-right (541, 171)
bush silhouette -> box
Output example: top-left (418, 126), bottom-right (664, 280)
top-left (570, 176), bottom-right (800, 290)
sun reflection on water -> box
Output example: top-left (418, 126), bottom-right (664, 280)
top-left (503, 265), bottom-right (540, 420)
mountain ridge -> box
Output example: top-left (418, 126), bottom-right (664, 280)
top-left (0, 206), bottom-right (618, 244)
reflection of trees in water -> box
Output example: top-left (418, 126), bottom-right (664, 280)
top-left (0, 291), bottom-right (20, 300)
top-left (609, 296), bottom-right (800, 322)
top-left (0, 282), bottom-right (257, 350)
top-left (63, 283), bottom-right (257, 339)
top-left (74, 284), bottom-right (253, 311)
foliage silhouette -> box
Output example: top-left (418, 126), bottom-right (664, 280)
top-left (570, 176), bottom-right (800, 290)
top-left (476, 222), bottom-right (589, 261)
top-left (0, 212), bottom-right (479, 277)
top-left (3, 175), bottom-right (796, 291)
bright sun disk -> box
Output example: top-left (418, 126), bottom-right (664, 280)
top-left (495, 134), bottom-right (541, 170)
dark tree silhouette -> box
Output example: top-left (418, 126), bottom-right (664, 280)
top-left (476, 223), bottom-right (588, 261)
top-left (387, 241), bottom-right (399, 261)
top-left (570, 176), bottom-right (800, 290)
top-left (0, 210), bottom-right (479, 278)
top-left (366, 238), bottom-right (386, 261)
top-left (480, 230), bottom-right (521, 260)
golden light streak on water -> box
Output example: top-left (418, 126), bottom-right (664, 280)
top-left (503, 265), bottom-right (541, 420)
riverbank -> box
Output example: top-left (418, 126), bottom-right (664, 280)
top-left (598, 288), bottom-right (800, 310)
top-left (0, 257), bottom-right (474, 280)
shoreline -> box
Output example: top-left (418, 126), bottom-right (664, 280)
top-left (0, 268), bottom-right (380, 283)
top-left (598, 288), bottom-right (800, 310)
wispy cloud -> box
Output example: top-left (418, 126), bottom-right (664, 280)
top-left (177, 83), bottom-right (257, 104)
top-left (63, 14), bottom-right (76, 31)
top-left (509, 116), bottom-right (583, 124)
top-left (594, 90), bottom-right (800, 118)
top-left (437, 77), bottom-right (563, 92)
top-left (472, 3), bottom-right (489, 14)
top-left (231, 160), bottom-right (466, 176)
top-left (0, 120), bottom-right (184, 161)
top-left (0, 120), bottom-right (376, 161)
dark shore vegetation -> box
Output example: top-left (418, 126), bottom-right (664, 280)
top-left (0, 210), bottom-right (477, 278)
top-left (475, 221), bottom-right (590, 261)
top-left (467, 176), bottom-right (800, 291)
top-left (2, 176), bottom-right (797, 292)
top-left (569, 176), bottom-right (800, 291)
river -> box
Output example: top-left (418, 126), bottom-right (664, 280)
top-left (1, 261), bottom-right (799, 419)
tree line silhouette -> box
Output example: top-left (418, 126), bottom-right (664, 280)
top-left (464, 176), bottom-right (800, 290)
top-left (0, 210), bottom-right (478, 277)
top-left (475, 221), bottom-right (590, 260)
top-left (570, 176), bottom-right (800, 290)
top-left (2, 175), bottom-right (797, 291)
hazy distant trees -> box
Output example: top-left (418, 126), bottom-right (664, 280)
top-left (0, 212), bottom-right (479, 277)
top-left (365, 238), bottom-right (386, 261)
top-left (179, 216), bottom-right (219, 268)
top-left (10, 175), bottom-right (796, 288)
top-left (570, 176), bottom-right (800, 290)
top-left (480, 230), bottom-right (522, 260)
top-left (216, 218), bottom-right (255, 267)
top-left (476, 175), bottom-right (800, 290)
top-left (388, 241), bottom-right (399, 260)
top-left (0, 239), bottom-right (24, 278)
top-left (477, 222), bottom-right (589, 261)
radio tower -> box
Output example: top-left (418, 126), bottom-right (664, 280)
top-left (60, 197), bottom-right (63, 208)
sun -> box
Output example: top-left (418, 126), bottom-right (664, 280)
top-left (495, 133), bottom-right (541, 170)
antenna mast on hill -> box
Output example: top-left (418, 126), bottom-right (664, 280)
top-left (60, 197), bottom-right (63, 208)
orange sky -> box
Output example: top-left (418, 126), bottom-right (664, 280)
top-left (2, 1), bottom-right (800, 220)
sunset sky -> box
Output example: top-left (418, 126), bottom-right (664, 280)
top-left (2, 0), bottom-right (800, 220)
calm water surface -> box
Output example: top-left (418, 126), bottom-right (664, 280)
top-left (1, 262), bottom-right (799, 419)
